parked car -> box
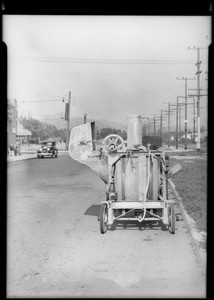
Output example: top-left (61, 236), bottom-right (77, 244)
top-left (37, 140), bottom-right (58, 158)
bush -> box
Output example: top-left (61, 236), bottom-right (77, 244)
top-left (142, 135), bottom-right (162, 148)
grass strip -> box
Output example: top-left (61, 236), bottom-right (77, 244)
top-left (169, 157), bottom-right (207, 233)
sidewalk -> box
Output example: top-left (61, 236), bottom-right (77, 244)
top-left (7, 153), bottom-right (37, 163)
top-left (7, 151), bottom-right (69, 163)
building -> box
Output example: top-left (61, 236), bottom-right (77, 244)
top-left (7, 99), bottom-right (17, 146)
top-left (8, 99), bottom-right (32, 147)
top-left (16, 121), bottom-right (32, 144)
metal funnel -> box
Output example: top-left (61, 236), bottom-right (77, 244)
top-left (68, 122), bottom-right (109, 184)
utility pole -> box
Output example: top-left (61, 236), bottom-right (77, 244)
top-left (160, 110), bottom-right (162, 138)
top-left (155, 109), bottom-right (168, 143)
top-left (193, 98), bottom-right (196, 143)
top-left (175, 96), bottom-right (186, 149)
top-left (147, 123), bottom-right (150, 135)
top-left (66, 91), bottom-right (71, 151)
top-left (149, 116), bottom-right (163, 137)
top-left (148, 118), bottom-right (152, 136)
top-left (188, 87), bottom-right (207, 144)
top-left (83, 113), bottom-right (87, 124)
top-left (141, 117), bottom-right (149, 136)
top-left (158, 111), bottom-right (167, 137)
top-left (158, 111), bottom-right (166, 141)
top-left (177, 100), bottom-right (195, 147)
top-left (179, 103), bottom-right (182, 134)
top-left (176, 101), bottom-right (178, 149)
top-left (162, 103), bottom-right (175, 148)
top-left (168, 103), bottom-right (170, 147)
top-left (147, 118), bottom-right (152, 136)
top-left (145, 119), bottom-right (147, 135)
top-left (188, 46), bottom-right (207, 151)
top-left (188, 93), bottom-right (197, 143)
top-left (161, 109), bottom-right (169, 146)
top-left (176, 77), bottom-right (195, 150)
top-left (196, 48), bottom-right (202, 147)
top-left (169, 103), bottom-right (177, 149)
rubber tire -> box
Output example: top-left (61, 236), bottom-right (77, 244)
top-left (168, 205), bottom-right (175, 234)
top-left (100, 203), bottom-right (108, 234)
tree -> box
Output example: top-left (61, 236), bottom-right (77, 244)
top-left (98, 127), bottom-right (127, 140)
top-left (19, 117), bottom-right (67, 142)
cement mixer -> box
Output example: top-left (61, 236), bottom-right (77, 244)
top-left (68, 114), bottom-right (175, 234)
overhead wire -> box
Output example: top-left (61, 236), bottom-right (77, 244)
top-left (19, 100), bottom-right (63, 103)
top-left (9, 56), bottom-right (208, 65)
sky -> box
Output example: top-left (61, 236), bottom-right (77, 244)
top-left (3, 15), bottom-right (211, 130)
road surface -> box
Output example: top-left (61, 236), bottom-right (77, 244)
top-left (7, 155), bottom-right (206, 297)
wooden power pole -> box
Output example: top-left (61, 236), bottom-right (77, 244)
top-left (66, 91), bottom-right (71, 151)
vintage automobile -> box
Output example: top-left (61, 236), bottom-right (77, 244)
top-left (37, 140), bottom-right (58, 158)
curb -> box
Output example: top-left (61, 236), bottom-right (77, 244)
top-left (20, 150), bottom-right (69, 154)
top-left (168, 173), bottom-right (207, 269)
top-left (8, 152), bottom-right (69, 164)
top-left (7, 156), bottom-right (37, 164)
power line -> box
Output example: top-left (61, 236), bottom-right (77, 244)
top-left (18, 99), bottom-right (64, 104)
top-left (70, 90), bottom-right (171, 100)
top-left (17, 71), bottom-right (192, 77)
top-left (19, 92), bottom-right (65, 98)
top-left (9, 56), bottom-right (207, 65)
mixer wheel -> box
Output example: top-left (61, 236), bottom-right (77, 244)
top-left (100, 203), bottom-right (108, 234)
top-left (168, 204), bottom-right (175, 234)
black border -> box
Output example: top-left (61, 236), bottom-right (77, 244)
top-left (2, 1), bottom-right (212, 299)
top-left (2, 0), bottom-right (213, 16)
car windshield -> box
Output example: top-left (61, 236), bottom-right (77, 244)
top-left (41, 142), bottom-right (53, 147)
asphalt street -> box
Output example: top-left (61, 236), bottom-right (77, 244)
top-left (7, 154), bottom-right (206, 297)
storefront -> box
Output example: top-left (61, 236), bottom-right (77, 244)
top-left (16, 121), bottom-right (32, 144)
top-left (7, 99), bottom-right (17, 147)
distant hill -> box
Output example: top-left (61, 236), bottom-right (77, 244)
top-left (46, 114), bottom-right (127, 131)
top-left (89, 118), bottom-right (126, 131)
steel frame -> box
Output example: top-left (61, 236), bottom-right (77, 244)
top-left (101, 199), bottom-right (175, 226)
top-left (101, 147), bottom-right (175, 230)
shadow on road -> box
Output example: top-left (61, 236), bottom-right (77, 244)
top-left (110, 220), bottom-right (168, 232)
top-left (84, 204), bottom-right (102, 217)
top-left (84, 204), bottom-right (168, 232)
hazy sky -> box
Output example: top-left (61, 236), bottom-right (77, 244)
top-left (3, 15), bottom-right (211, 128)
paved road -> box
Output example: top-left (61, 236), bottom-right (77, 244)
top-left (7, 155), bottom-right (206, 297)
